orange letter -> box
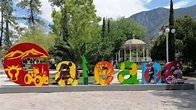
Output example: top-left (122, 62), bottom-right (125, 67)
top-left (94, 61), bottom-right (114, 85)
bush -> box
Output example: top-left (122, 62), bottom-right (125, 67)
top-left (182, 65), bottom-right (195, 75)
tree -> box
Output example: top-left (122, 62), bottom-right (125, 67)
top-left (101, 17), bottom-right (106, 37)
top-left (97, 17), bottom-right (114, 61)
top-left (109, 17), bottom-right (147, 58)
top-left (49, 1), bottom-right (146, 69)
top-left (150, 16), bottom-right (196, 63)
top-left (17, 0), bottom-right (43, 27)
top-left (175, 39), bottom-right (183, 60)
top-left (168, 0), bottom-right (175, 61)
top-left (4, 20), bottom-right (11, 51)
top-left (150, 35), bottom-right (166, 61)
top-left (17, 28), bottom-right (56, 51)
top-left (174, 16), bottom-right (196, 67)
top-left (107, 18), bottom-right (110, 33)
top-left (49, 0), bottom-right (102, 66)
top-left (0, 0), bottom-right (16, 47)
top-left (48, 0), bottom-right (66, 7)
top-left (0, 0), bottom-right (4, 46)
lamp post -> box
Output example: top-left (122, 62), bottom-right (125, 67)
top-left (159, 26), bottom-right (175, 62)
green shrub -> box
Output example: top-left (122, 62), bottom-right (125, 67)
top-left (182, 65), bottom-right (195, 75)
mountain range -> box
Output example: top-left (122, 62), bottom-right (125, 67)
top-left (129, 4), bottom-right (196, 41)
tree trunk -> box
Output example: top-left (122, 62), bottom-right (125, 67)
top-left (29, 0), bottom-right (35, 26)
top-left (0, 9), bottom-right (4, 46)
top-left (5, 19), bottom-right (11, 50)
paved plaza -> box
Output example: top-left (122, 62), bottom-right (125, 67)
top-left (1, 90), bottom-right (196, 110)
top-left (1, 69), bottom-right (196, 110)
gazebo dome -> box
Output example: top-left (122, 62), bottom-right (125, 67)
top-left (124, 38), bottom-right (146, 48)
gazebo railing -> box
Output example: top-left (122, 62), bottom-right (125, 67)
top-left (122, 57), bottom-right (152, 62)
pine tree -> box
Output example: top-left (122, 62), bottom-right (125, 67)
top-left (0, 0), bottom-right (16, 47)
top-left (0, 7), bottom-right (3, 46)
top-left (101, 17), bottom-right (106, 37)
top-left (168, 0), bottom-right (175, 61)
top-left (107, 18), bottom-right (110, 33)
top-left (61, 5), bottom-right (69, 42)
top-left (5, 19), bottom-right (11, 50)
top-left (48, 0), bottom-right (66, 7)
top-left (17, 0), bottom-right (42, 27)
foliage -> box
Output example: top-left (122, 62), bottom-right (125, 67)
top-left (48, 0), bottom-right (66, 7)
top-left (151, 16), bottom-right (196, 66)
top-left (175, 16), bottom-right (196, 67)
top-left (49, 0), bottom-right (102, 67)
top-left (182, 65), bottom-right (195, 75)
top-left (150, 34), bottom-right (166, 61)
top-left (16, 28), bottom-right (56, 51)
top-left (175, 39), bottom-right (183, 60)
top-left (4, 20), bottom-right (12, 51)
top-left (49, 0), bottom-right (146, 72)
top-left (175, 16), bottom-right (196, 41)
top-left (101, 17), bottom-right (106, 37)
top-left (109, 17), bottom-right (147, 58)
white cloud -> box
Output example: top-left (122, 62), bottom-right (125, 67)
top-left (40, 0), bottom-right (53, 23)
top-left (141, 0), bottom-right (152, 4)
top-left (164, 1), bottom-right (190, 9)
top-left (93, 0), bottom-right (149, 19)
top-left (39, 0), bottom-right (150, 23)
top-left (15, 0), bottom-right (20, 4)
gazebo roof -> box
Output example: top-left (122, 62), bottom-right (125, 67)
top-left (124, 38), bottom-right (146, 48)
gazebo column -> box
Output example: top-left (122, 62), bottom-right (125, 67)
top-left (116, 53), bottom-right (118, 62)
top-left (124, 46), bottom-right (126, 61)
top-left (146, 47), bottom-right (149, 61)
top-left (143, 46), bottom-right (145, 61)
top-left (129, 46), bottom-right (132, 61)
top-left (118, 50), bottom-right (121, 62)
top-left (136, 45), bottom-right (138, 62)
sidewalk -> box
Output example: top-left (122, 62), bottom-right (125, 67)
top-left (1, 90), bottom-right (196, 110)
top-left (0, 74), bottom-right (19, 86)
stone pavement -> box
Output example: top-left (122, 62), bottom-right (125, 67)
top-left (0, 90), bottom-right (196, 110)
top-left (1, 69), bottom-right (196, 109)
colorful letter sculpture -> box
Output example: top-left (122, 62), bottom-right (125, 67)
top-left (3, 42), bottom-right (185, 87)
top-left (162, 61), bottom-right (183, 83)
top-left (94, 61), bottom-right (114, 85)
top-left (117, 61), bottom-right (139, 84)
top-left (142, 62), bottom-right (161, 84)
top-left (82, 55), bottom-right (89, 85)
top-left (55, 61), bottom-right (78, 86)
top-left (3, 42), bottom-right (50, 86)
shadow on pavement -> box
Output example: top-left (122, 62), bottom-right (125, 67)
top-left (184, 72), bottom-right (196, 78)
top-left (150, 90), bottom-right (196, 109)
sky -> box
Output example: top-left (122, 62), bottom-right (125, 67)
top-left (39, 0), bottom-right (196, 23)
top-left (1, 0), bottom-right (195, 26)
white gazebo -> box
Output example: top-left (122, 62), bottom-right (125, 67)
top-left (116, 38), bottom-right (151, 62)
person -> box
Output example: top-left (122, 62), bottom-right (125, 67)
top-left (173, 66), bottom-right (183, 79)
top-left (149, 67), bottom-right (154, 83)
top-left (113, 60), bottom-right (117, 69)
top-left (55, 62), bottom-right (73, 85)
